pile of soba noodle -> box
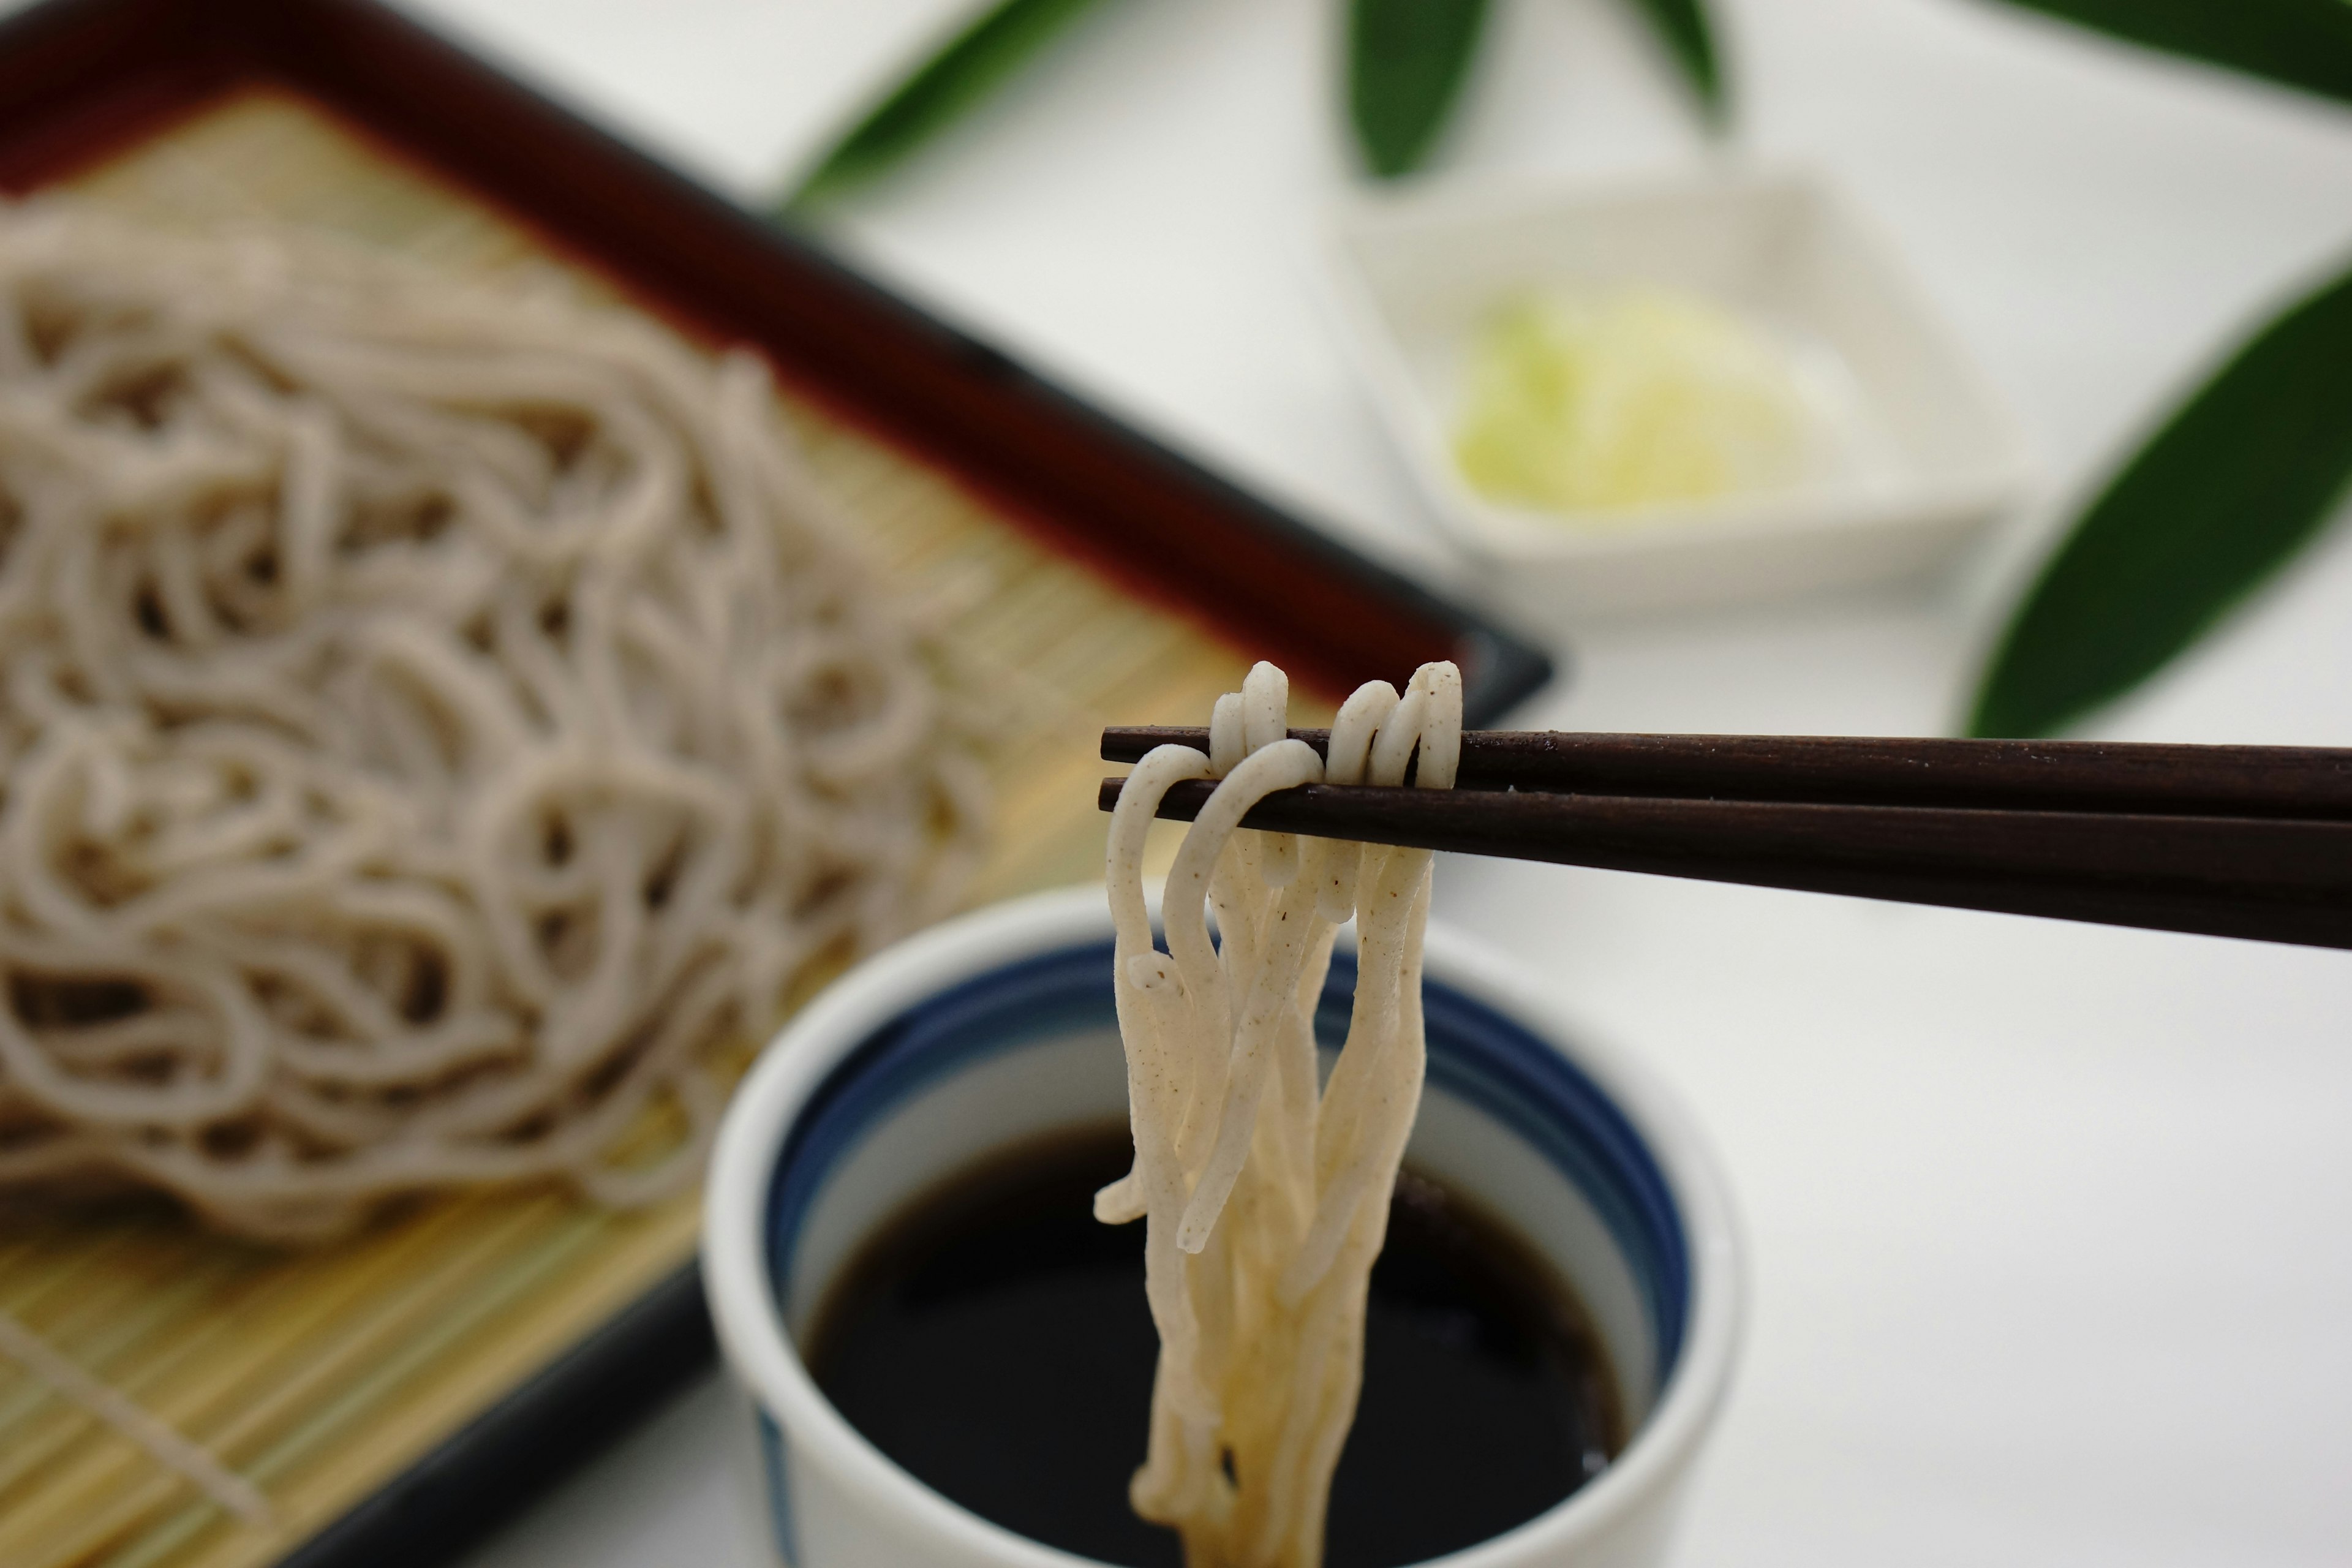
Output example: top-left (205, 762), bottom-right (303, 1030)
top-left (1102, 658), bottom-right (1460, 1568)
top-left (0, 203), bottom-right (984, 1242)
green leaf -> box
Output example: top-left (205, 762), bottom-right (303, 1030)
top-left (787, 0), bottom-right (1114, 209)
top-left (1983, 0), bottom-right (2352, 110)
top-left (1348, 0), bottom-right (1491, 178)
top-left (1968, 258), bottom-right (2352, 738)
top-left (1622, 0), bottom-right (1725, 120)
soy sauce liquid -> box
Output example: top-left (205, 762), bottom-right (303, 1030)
top-left (804, 1124), bottom-right (1624, 1568)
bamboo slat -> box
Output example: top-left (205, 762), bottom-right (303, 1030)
top-left (0, 87), bottom-right (1302, 1568)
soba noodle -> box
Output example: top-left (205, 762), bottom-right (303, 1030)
top-left (0, 203), bottom-right (985, 1241)
top-left (1104, 658), bottom-right (1461, 1568)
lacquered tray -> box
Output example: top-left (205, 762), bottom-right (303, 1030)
top-left (0, 4), bottom-right (1553, 1566)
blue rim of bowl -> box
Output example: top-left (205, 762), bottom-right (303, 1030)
top-left (764, 937), bottom-right (1689, 1390)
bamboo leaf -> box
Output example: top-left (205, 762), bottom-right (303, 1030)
top-left (1968, 258), bottom-right (2352, 738)
top-left (1348, 0), bottom-right (1491, 178)
top-left (1622, 0), bottom-right (1725, 120)
top-left (1983, 0), bottom-right (2352, 109)
top-left (787, 0), bottom-right (1113, 209)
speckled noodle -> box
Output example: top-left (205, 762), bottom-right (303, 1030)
top-left (1102, 658), bottom-right (1461, 1568)
top-left (0, 201), bottom-right (987, 1243)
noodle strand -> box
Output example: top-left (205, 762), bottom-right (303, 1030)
top-left (0, 203), bottom-right (984, 1240)
top-left (1106, 658), bottom-right (1461, 1568)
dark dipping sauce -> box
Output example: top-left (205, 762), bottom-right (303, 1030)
top-left (803, 1123), bottom-right (1624, 1568)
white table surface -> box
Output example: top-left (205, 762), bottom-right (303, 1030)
top-left (353, 2), bottom-right (2352, 1564)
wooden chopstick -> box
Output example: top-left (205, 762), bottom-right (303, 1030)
top-left (1100, 728), bottom-right (2352, 820)
top-left (1095, 731), bottom-right (2352, 950)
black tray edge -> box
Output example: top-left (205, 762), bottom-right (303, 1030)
top-left (276, 1264), bottom-right (713, 1568)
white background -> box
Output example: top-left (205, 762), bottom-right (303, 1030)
top-left (345, 2), bottom-right (2352, 1564)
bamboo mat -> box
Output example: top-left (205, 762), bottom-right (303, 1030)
top-left (0, 88), bottom-right (1316, 1568)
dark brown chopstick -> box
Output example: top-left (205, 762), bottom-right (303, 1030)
top-left (1100, 728), bottom-right (2352, 820)
top-left (1095, 731), bottom-right (2352, 949)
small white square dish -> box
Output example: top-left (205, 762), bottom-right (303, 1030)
top-left (1320, 165), bottom-right (2031, 620)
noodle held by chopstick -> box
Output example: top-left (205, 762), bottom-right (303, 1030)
top-left (0, 203), bottom-right (986, 1240)
top-left (1104, 659), bottom-right (1460, 1568)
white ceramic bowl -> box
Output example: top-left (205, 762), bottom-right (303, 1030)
top-left (706, 886), bottom-right (1743, 1568)
top-left (1320, 164), bottom-right (2030, 619)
